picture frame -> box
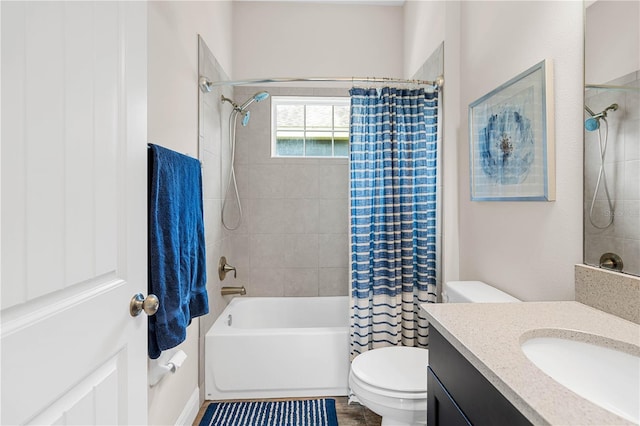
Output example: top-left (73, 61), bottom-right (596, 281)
top-left (469, 60), bottom-right (555, 201)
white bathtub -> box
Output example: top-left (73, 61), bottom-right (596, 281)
top-left (205, 296), bottom-right (350, 400)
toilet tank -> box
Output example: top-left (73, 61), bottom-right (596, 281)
top-left (442, 281), bottom-right (520, 303)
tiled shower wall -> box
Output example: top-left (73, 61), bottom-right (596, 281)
top-left (584, 71), bottom-right (640, 276)
top-left (198, 37), bottom-right (233, 395)
top-left (219, 45), bottom-right (444, 298)
top-left (223, 86), bottom-right (350, 297)
top-left (198, 36), bottom-right (232, 330)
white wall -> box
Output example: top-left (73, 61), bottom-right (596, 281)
top-left (147, 2), bottom-right (232, 424)
top-left (148, 1), bottom-right (232, 152)
top-left (458, 1), bottom-right (584, 301)
top-left (232, 2), bottom-right (404, 80)
top-left (406, 1), bottom-right (586, 302)
top-left (404, 0), bottom-right (446, 78)
top-left (585, 0), bottom-right (640, 84)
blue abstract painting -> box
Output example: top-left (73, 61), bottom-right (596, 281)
top-left (480, 102), bottom-right (534, 185)
top-left (469, 60), bottom-right (554, 201)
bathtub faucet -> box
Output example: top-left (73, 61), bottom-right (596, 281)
top-left (221, 286), bottom-right (246, 296)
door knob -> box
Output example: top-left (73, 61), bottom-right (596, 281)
top-left (130, 293), bottom-right (159, 317)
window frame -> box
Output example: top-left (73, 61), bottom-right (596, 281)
top-left (271, 95), bottom-right (350, 159)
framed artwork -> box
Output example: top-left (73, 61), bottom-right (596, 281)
top-left (469, 60), bottom-right (555, 201)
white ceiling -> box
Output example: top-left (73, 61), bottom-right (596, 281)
top-left (233, 0), bottom-right (406, 6)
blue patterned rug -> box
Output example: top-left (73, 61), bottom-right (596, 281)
top-left (199, 398), bottom-right (338, 426)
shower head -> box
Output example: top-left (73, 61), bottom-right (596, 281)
top-left (584, 103), bottom-right (618, 131)
top-left (238, 91), bottom-right (270, 111)
top-left (241, 111), bottom-right (251, 127)
top-left (585, 117), bottom-right (600, 132)
top-left (221, 91), bottom-right (270, 126)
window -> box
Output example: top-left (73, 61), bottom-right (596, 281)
top-left (272, 96), bottom-right (350, 158)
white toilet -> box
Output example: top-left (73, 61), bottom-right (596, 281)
top-left (349, 281), bottom-right (519, 426)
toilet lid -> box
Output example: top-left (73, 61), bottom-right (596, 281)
top-left (351, 346), bottom-right (429, 392)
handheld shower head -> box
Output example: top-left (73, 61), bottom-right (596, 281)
top-left (584, 103), bottom-right (618, 131)
top-left (585, 117), bottom-right (600, 131)
top-left (239, 91), bottom-right (270, 111)
top-left (221, 91), bottom-right (269, 126)
top-left (254, 91), bottom-right (270, 102)
top-left (241, 111), bottom-right (251, 127)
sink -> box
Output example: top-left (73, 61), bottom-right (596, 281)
top-left (521, 335), bottom-right (640, 423)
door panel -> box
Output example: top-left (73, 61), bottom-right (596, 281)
top-left (1, 2), bottom-right (147, 425)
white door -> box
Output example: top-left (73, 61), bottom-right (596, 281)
top-left (1, 2), bottom-right (148, 425)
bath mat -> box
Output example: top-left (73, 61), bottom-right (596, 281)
top-left (199, 398), bottom-right (338, 426)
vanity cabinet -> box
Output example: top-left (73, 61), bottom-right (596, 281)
top-left (427, 327), bottom-right (532, 426)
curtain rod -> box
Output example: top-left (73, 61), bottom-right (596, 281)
top-left (199, 75), bottom-right (444, 92)
top-left (585, 83), bottom-right (639, 91)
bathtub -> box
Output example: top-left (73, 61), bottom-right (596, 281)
top-left (205, 296), bottom-right (350, 400)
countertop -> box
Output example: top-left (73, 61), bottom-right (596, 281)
top-left (421, 301), bottom-right (640, 425)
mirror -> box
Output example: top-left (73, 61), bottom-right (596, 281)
top-left (584, 0), bottom-right (640, 276)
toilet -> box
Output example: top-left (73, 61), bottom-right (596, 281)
top-left (349, 281), bottom-right (519, 426)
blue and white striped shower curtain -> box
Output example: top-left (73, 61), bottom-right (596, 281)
top-left (349, 87), bottom-right (438, 356)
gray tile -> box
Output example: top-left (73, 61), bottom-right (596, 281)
top-left (318, 163), bottom-right (349, 199)
top-left (247, 267), bottom-right (285, 297)
top-left (285, 234), bottom-right (319, 268)
top-left (319, 234), bottom-right (349, 268)
top-left (319, 198), bottom-right (349, 234)
top-left (249, 198), bottom-right (319, 235)
top-left (283, 268), bottom-right (319, 296)
top-left (201, 149), bottom-right (221, 200)
top-left (249, 164), bottom-right (321, 198)
top-left (249, 234), bottom-right (289, 268)
top-left (319, 267), bottom-right (349, 296)
top-left (203, 198), bottom-right (222, 246)
top-left (221, 233), bottom-right (249, 273)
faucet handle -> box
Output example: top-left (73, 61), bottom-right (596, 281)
top-left (218, 256), bottom-right (237, 280)
top-left (224, 263), bottom-right (237, 278)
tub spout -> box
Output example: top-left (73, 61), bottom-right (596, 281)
top-left (221, 286), bottom-right (246, 296)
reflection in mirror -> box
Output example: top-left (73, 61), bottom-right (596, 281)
top-left (584, 0), bottom-right (640, 276)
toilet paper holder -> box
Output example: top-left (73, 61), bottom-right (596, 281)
top-left (149, 349), bottom-right (188, 387)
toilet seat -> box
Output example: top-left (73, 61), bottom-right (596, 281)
top-left (351, 347), bottom-right (429, 398)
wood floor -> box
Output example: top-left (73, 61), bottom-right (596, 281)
top-left (193, 396), bottom-right (382, 426)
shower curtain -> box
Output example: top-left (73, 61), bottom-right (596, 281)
top-left (349, 87), bottom-right (438, 357)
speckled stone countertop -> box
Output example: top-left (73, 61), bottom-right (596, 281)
top-left (421, 301), bottom-right (640, 425)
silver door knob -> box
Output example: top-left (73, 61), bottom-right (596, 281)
top-left (130, 293), bottom-right (159, 317)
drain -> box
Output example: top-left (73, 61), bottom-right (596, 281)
top-left (599, 252), bottom-right (623, 272)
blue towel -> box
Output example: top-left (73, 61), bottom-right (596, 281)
top-left (148, 144), bottom-right (208, 359)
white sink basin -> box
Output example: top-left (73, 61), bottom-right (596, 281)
top-left (521, 336), bottom-right (640, 424)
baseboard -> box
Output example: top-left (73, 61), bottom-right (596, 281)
top-left (175, 387), bottom-right (200, 426)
